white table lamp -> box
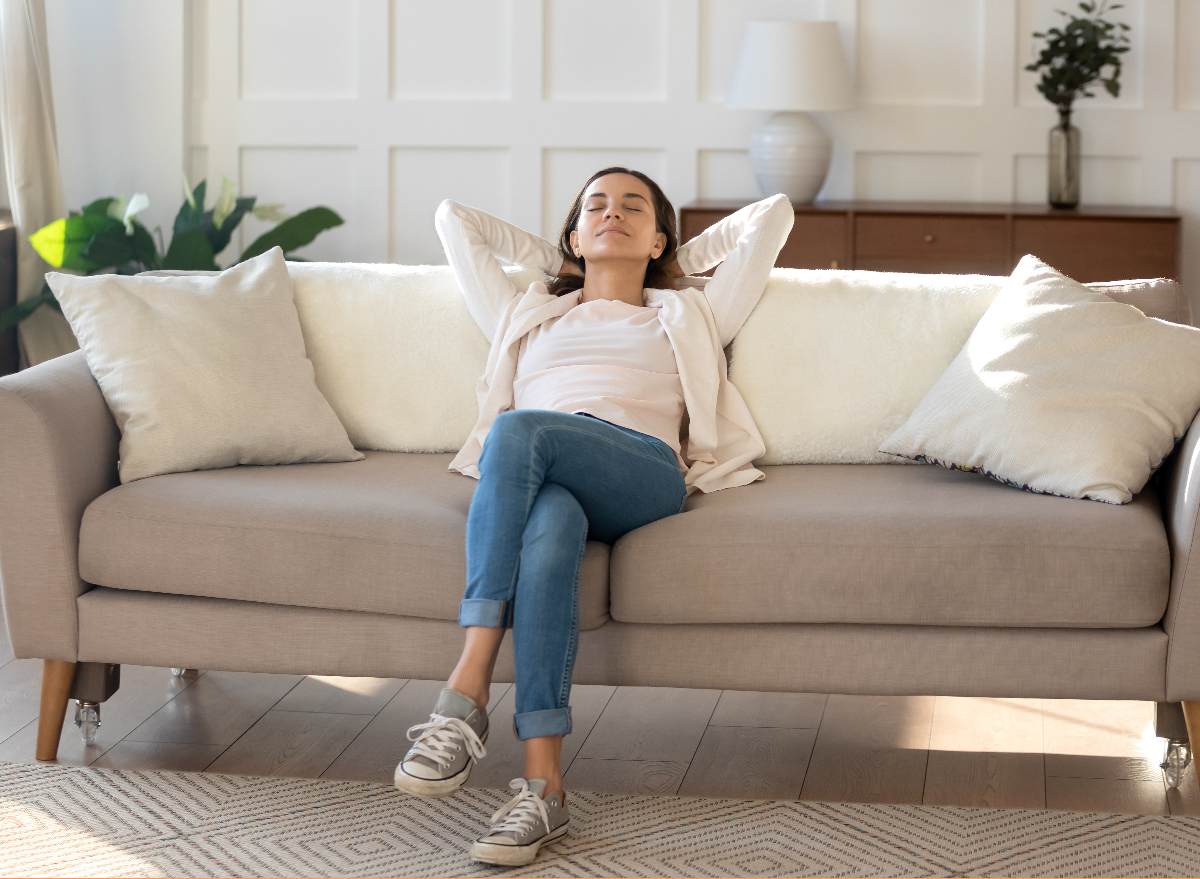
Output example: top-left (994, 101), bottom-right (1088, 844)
top-left (726, 21), bottom-right (855, 203)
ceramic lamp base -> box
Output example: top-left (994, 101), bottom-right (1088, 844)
top-left (749, 111), bottom-right (832, 203)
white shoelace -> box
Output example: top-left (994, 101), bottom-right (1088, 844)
top-left (488, 778), bottom-right (552, 838)
top-left (405, 713), bottom-right (487, 768)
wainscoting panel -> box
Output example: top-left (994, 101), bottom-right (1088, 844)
top-left (543, 0), bottom-right (668, 101)
top-left (240, 0), bottom-right (359, 100)
top-left (1176, 0), bottom-right (1200, 111)
top-left (854, 152), bottom-right (983, 202)
top-left (857, 0), bottom-right (985, 106)
top-left (239, 147), bottom-right (362, 262)
top-left (390, 0), bottom-right (514, 101)
top-left (697, 149), bottom-right (757, 200)
top-left (390, 148), bottom-right (512, 264)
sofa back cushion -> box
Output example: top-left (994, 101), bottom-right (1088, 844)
top-left (729, 270), bottom-right (1190, 465)
top-left (288, 262), bottom-right (546, 453)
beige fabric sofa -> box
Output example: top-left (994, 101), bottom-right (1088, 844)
top-left (4, 271), bottom-right (1200, 766)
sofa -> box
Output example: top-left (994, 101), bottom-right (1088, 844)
top-left (4, 261), bottom-right (1200, 775)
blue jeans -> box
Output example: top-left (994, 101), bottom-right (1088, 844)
top-left (460, 410), bottom-right (688, 740)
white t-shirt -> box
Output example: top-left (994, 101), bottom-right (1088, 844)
top-left (514, 297), bottom-right (685, 458)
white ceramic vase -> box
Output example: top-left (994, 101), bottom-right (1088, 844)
top-left (749, 111), bottom-right (832, 203)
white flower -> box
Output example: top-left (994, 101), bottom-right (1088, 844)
top-left (122, 193), bottom-right (149, 234)
top-left (182, 171), bottom-right (197, 210)
top-left (212, 177), bottom-right (237, 230)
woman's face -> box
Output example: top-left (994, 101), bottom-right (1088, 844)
top-left (569, 173), bottom-right (667, 268)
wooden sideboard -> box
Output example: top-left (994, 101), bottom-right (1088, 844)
top-left (678, 200), bottom-right (1181, 283)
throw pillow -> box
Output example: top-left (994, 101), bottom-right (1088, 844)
top-left (287, 263), bottom-right (548, 453)
top-left (878, 254), bottom-right (1200, 504)
top-left (50, 247), bottom-right (363, 483)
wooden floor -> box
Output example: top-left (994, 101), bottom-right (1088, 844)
top-left (1, 611), bottom-right (1197, 816)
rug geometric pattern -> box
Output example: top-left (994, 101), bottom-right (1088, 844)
top-left (3, 760), bottom-right (1200, 877)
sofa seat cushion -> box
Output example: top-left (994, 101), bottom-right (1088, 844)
top-left (78, 451), bottom-right (611, 630)
top-left (610, 463), bottom-right (1169, 628)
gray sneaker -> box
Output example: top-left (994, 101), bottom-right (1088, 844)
top-left (470, 778), bottom-right (570, 866)
top-left (393, 688), bottom-right (489, 798)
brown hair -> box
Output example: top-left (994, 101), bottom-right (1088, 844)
top-left (547, 166), bottom-right (681, 298)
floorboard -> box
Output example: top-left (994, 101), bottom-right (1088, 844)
top-left (0, 666), bottom-right (205, 766)
top-left (123, 671), bottom-right (304, 746)
top-left (799, 695), bottom-right (935, 805)
top-left (0, 659), bottom-right (46, 744)
top-left (1042, 699), bottom-right (1160, 781)
top-left (677, 726), bottom-right (817, 801)
top-left (272, 676), bottom-right (407, 715)
top-left (922, 697), bottom-right (1046, 809)
top-left (1046, 775), bottom-right (1169, 815)
top-left (206, 710), bottom-right (374, 778)
top-left (92, 741), bottom-right (227, 772)
top-left (708, 691), bottom-right (827, 729)
top-left (575, 686), bottom-right (720, 763)
top-left (564, 758), bottom-right (689, 795)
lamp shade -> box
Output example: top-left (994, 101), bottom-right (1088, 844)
top-left (726, 21), bottom-right (854, 111)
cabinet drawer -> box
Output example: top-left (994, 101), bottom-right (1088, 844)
top-left (1012, 217), bottom-right (1178, 283)
top-left (856, 215), bottom-right (1007, 266)
top-left (777, 214), bottom-right (848, 269)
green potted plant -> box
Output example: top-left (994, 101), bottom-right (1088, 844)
top-left (0, 176), bottom-right (343, 331)
top-left (1024, 1), bottom-right (1130, 208)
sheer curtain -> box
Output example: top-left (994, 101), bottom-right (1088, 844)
top-left (0, 0), bottom-right (76, 367)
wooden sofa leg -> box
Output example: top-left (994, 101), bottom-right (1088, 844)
top-left (36, 660), bottom-right (77, 761)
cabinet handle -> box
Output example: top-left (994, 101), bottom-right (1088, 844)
top-left (830, 259), bottom-right (839, 269)
top-left (924, 234), bottom-right (935, 243)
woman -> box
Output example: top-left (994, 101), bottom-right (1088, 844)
top-left (393, 167), bottom-right (793, 866)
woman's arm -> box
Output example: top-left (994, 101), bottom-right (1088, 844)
top-left (435, 199), bottom-right (564, 342)
top-left (676, 194), bottom-right (794, 347)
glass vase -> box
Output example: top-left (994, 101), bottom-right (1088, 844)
top-left (1048, 112), bottom-right (1080, 209)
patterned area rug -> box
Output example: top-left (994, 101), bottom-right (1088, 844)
top-left (2, 761), bottom-right (1200, 878)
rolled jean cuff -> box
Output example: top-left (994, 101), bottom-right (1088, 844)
top-left (513, 707), bottom-right (573, 740)
top-left (459, 598), bottom-right (509, 628)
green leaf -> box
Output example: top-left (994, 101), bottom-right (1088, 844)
top-left (163, 227), bottom-right (218, 270)
top-left (173, 180), bottom-right (207, 238)
top-left (81, 225), bottom-right (136, 267)
top-left (29, 214), bottom-right (120, 271)
top-left (82, 197), bottom-right (118, 217)
top-left (0, 283), bottom-right (56, 331)
top-left (128, 221), bottom-right (161, 269)
top-left (203, 196), bottom-right (256, 256)
top-left (239, 206), bottom-right (343, 262)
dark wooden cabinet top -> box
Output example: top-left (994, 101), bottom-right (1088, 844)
top-left (682, 199), bottom-right (1180, 220)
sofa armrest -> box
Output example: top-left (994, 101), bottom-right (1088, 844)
top-left (0, 350), bottom-right (118, 661)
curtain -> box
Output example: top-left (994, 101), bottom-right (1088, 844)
top-left (0, 0), bottom-right (76, 367)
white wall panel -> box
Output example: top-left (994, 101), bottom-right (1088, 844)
top-left (697, 0), bottom-right (827, 104)
top-left (1175, 159), bottom-right (1200, 316)
top-left (544, 0), bottom-right (667, 101)
top-left (1017, 0), bottom-right (1143, 109)
top-left (241, 0), bottom-right (358, 99)
top-left (1079, 156), bottom-right (1143, 205)
top-left (1013, 154), bottom-right (1046, 203)
top-left (854, 152), bottom-right (982, 201)
top-left (542, 150), bottom-right (666, 239)
top-left (858, 0), bottom-right (983, 106)
top-left (391, 0), bottom-right (512, 100)
top-left (1177, 0), bottom-right (1200, 110)
top-left (697, 149), bottom-right (758, 200)
top-left (390, 148), bottom-right (511, 264)
top-left (239, 148), bottom-right (360, 262)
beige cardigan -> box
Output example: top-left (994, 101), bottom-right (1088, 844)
top-left (437, 194), bottom-right (795, 494)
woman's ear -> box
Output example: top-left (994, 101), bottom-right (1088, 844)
top-left (569, 229), bottom-right (580, 257)
top-left (652, 231), bottom-right (667, 259)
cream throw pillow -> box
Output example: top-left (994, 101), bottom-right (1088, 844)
top-left (50, 247), bottom-right (363, 483)
top-left (879, 255), bottom-right (1200, 504)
